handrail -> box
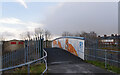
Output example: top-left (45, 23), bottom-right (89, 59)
top-left (85, 48), bottom-right (120, 52)
top-left (0, 49), bottom-right (47, 74)
top-left (52, 36), bottom-right (85, 41)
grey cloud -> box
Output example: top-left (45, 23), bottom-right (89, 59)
top-left (43, 2), bottom-right (118, 36)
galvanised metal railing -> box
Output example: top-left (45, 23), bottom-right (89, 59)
top-left (0, 49), bottom-right (47, 74)
top-left (2, 35), bottom-right (44, 68)
top-left (85, 48), bottom-right (120, 68)
top-left (1, 35), bottom-right (47, 74)
top-left (85, 36), bottom-right (120, 68)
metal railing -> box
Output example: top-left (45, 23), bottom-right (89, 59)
top-left (2, 36), bottom-right (44, 68)
top-left (85, 36), bottom-right (120, 68)
top-left (0, 49), bottom-right (47, 74)
top-left (85, 48), bottom-right (120, 68)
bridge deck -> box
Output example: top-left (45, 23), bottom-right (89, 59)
top-left (45, 48), bottom-right (112, 74)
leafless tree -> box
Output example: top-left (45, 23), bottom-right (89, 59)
top-left (62, 31), bottom-right (73, 36)
top-left (44, 29), bottom-right (51, 48)
top-left (19, 33), bottom-right (26, 40)
top-left (81, 31), bottom-right (97, 38)
top-left (26, 31), bottom-right (31, 40)
top-left (35, 27), bottom-right (43, 36)
top-left (19, 31), bottom-right (33, 40)
top-left (45, 30), bottom-right (51, 40)
top-left (0, 34), bottom-right (5, 41)
top-left (0, 32), bottom-right (14, 41)
top-left (74, 32), bottom-right (82, 37)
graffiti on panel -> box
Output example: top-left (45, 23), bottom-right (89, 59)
top-left (65, 38), bottom-right (78, 56)
top-left (52, 37), bottom-right (85, 60)
top-left (53, 40), bottom-right (62, 48)
top-left (58, 40), bottom-right (62, 48)
top-left (79, 41), bottom-right (83, 52)
top-left (53, 40), bottom-right (57, 46)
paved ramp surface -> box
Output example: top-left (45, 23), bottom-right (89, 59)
top-left (45, 48), bottom-right (113, 74)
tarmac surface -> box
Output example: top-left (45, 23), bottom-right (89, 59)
top-left (45, 48), bottom-right (114, 75)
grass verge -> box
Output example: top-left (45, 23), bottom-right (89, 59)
top-left (85, 60), bottom-right (120, 74)
top-left (4, 63), bottom-right (46, 74)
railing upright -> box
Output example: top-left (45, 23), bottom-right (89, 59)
top-left (38, 36), bottom-right (40, 58)
top-left (105, 49), bottom-right (107, 69)
top-left (26, 40), bottom-right (28, 62)
top-left (0, 36), bottom-right (47, 74)
top-left (36, 37), bottom-right (38, 59)
top-left (40, 35), bottom-right (41, 58)
top-left (41, 36), bottom-right (44, 58)
top-left (29, 39), bottom-right (30, 61)
top-left (34, 38), bottom-right (36, 60)
top-left (0, 41), bottom-right (3, 75)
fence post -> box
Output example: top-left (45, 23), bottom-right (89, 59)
top-left (118, 36), bottom-right (120, 67)
top-left (39, 35), bottom-right (41, 58)
top-left (0, 41), bottom-right (3, 75)
top-left (25, 40), bottom-right (28, 62)
top-left (41, 36), bottom-right (44, 58)
top-left (29, 39), bottom-right (30, 61)
top-left (28, 64), bottom-right (30, 75)
top-left (38, 36), bottom-right (40, 58)
top-left (36, 37), bottom-right (38, 59)
top-left (34, 38), bottom-right (36, 60)
top-left (25, 40), bottom-right (27, 63)
top-left (105, 49), bottom-right (107, 69)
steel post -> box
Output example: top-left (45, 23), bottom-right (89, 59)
top-left (0, 41), bottom-right (3, 75)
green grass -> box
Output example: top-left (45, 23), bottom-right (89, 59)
top-left (5, 63), bottom-right (46, 73)
top-left (85, 60), bottom-right (120, 74)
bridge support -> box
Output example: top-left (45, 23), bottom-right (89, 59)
top-left (0, 41), bottom-right (3, 75)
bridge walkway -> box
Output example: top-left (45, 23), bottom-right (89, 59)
top-left (45, 48), bottom-right (112, 74)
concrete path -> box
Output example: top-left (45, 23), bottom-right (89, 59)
top-left (45, 48), bottom-right (114, 74)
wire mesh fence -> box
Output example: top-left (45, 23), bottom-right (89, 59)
top-left (85, 35), bottom-right (120, 68)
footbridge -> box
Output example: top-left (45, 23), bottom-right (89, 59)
top-left (0, 36), bottom-right (119, 74)
top-left (45, 36), bottom-right (119, 74)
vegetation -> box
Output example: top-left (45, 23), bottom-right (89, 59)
top-left (5, 63), bottom-right (46, 74)
top-left (85, 60), bottom-right (120, 74)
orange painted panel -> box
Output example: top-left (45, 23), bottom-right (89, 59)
top-left (65, 38), bottom-right (78, 56)
top-left (58, 40), bottom-right (62, 48)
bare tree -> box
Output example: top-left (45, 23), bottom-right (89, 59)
top-left (35, 27), bottom-right (43, 36)
top-left (81, 31), bottom-right (97, 38)
top-left (74, 32), bottom-right (81, 37)
top-left (44, 29), bottom-right (51, 48)
top-left (45, 30), bottom-right (51, 40)
top-left (19, 31), bottom-right (33, 40)
top-left (81, 31), bottom-right (88, 37)
top-left (19, 33), bottom-right (26, 40)
top-left (26, 31), bottom-right (30, 39)
top-left (62, 31), bottom-right (73, 36)
top-left (0, 32), bottom-right (14, 41)
top-left (0, 34), bottom-right (5, 41)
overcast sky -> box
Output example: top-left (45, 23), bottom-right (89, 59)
top-left (0, 1), bottom-right (119, 40)
top-left (43, 2), bottom-right (118, 36)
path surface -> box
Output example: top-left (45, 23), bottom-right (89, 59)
top-left (45, 48), bottom-right (113, 74)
